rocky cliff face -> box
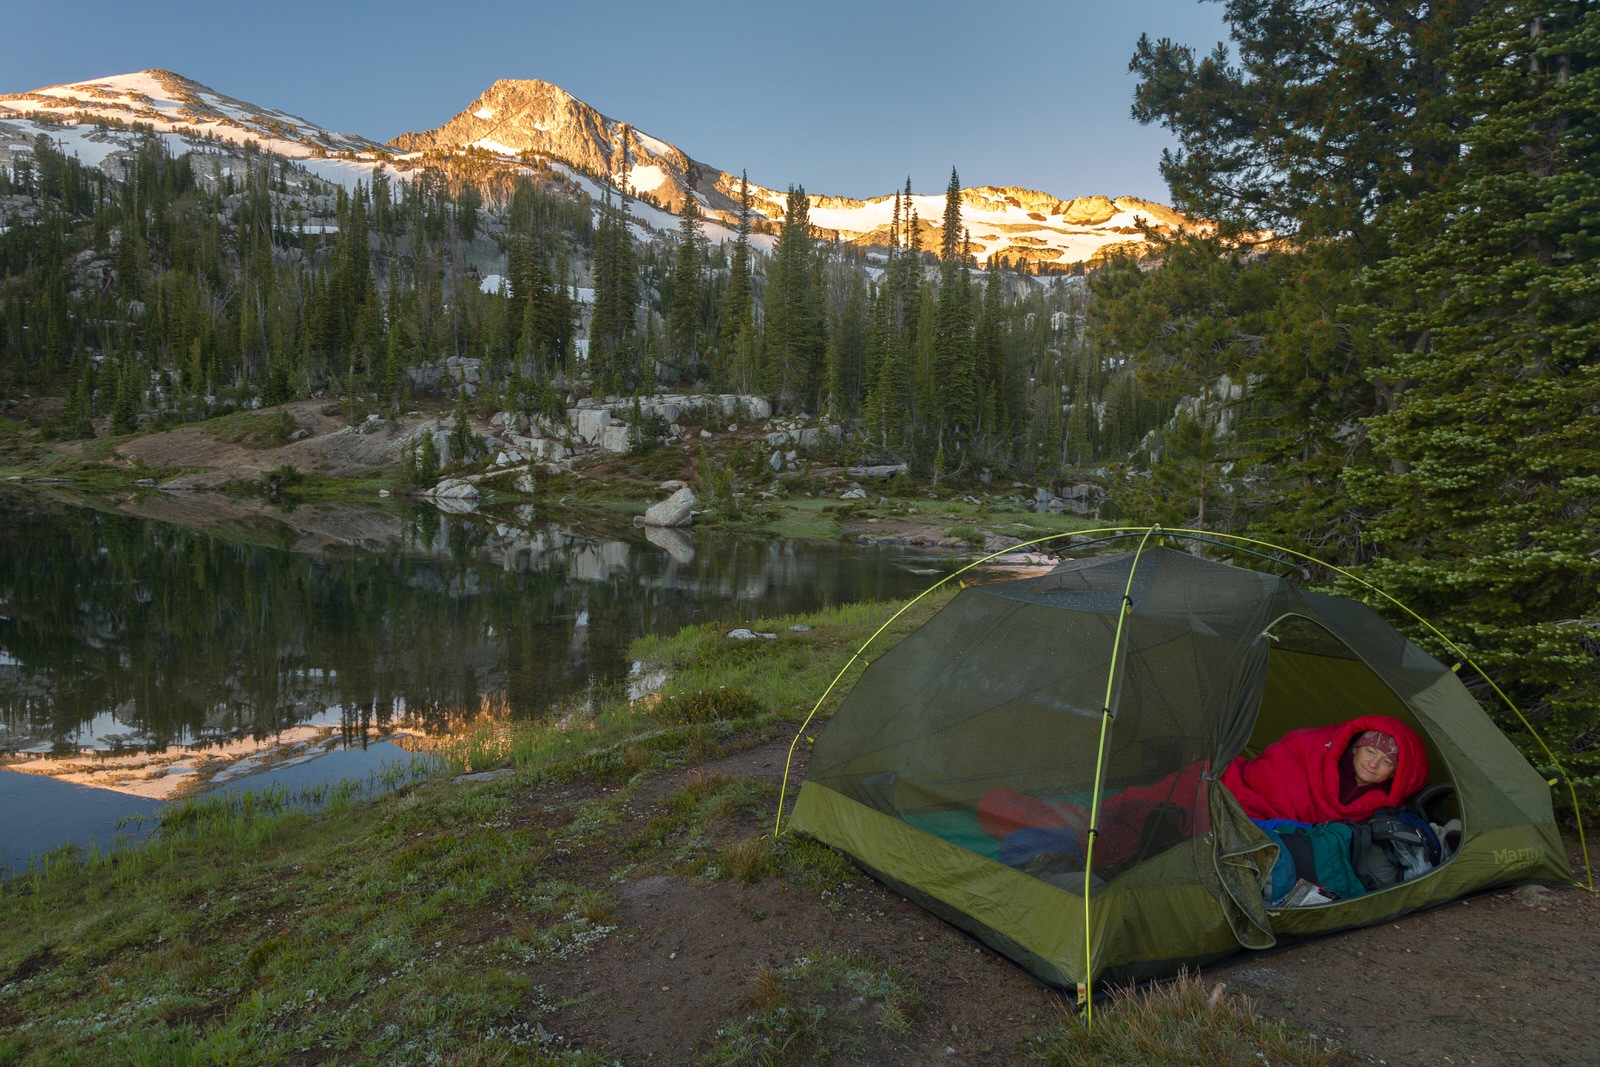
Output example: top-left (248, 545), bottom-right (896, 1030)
top-left (388, 79), bottom-right (752, 223)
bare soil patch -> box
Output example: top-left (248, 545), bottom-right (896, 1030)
top-left (1213, 867), bottom-right (1598, 1067)
top-left (84, 399), bottom-right (425, 488)
top-left (510, 736), bottom-right (1063, 1065)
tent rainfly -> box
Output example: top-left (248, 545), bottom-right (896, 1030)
top-left (788, 547), bottom-right (1574, 993)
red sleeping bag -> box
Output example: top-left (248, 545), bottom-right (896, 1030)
top-left (978, 716), bottom-right (1429, 869)
top-left (1219, 714), bottom-right (1428, 823)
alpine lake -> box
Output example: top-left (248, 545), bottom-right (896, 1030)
top-left (0, 485), bottom-right (969, 876)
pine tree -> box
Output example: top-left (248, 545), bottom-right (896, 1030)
top-left (1129, 1), bottom-right (1470, 244)
top-left (932, 168), bottom-right (976, 451)
top-left (825, 277), bottom-right (869, 416)
top-left (448, 399), bottom-right (478, 466)
top-left (415, 430), bottom-right (439, 484)
top-left (668, 191), bottom-right (703, 367)
top-left (762, 186), bottom-right (827, 410)
top-left (1105, 0), bottom-right (1600, 790)
top-left (719, 172), bottom-right (755, 366)
top-left (517, 233), bottom-right (556, 373)
top-left (974, 266), bottom-right (1007, 444)
top-left (456, 182), bottom-right (481, 243)
top-left (873, 177), bottom-right (925, 442)
top-left (939, 167), bottom-right (963, 266)
top-left (110, 354), bottom-right (139, 435)
top-left (589, 191), bottom-right (639, 391)
top-left (864, 282), bottom-right (912, 449)
top-left (552, 244), bottom-right (577, 370)
top-left (1111, 1), bottom-right (1484, 544)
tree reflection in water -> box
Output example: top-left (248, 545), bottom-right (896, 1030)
top-left (0, 491), bottom-right (942, 767)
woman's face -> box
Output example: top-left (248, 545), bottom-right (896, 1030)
top-left (1352, 744), bottom-right (1397, 786)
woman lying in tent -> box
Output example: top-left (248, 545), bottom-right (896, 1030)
top-left (1222, 714), bottom-right (1429, 824)
top-left (976, 715), bottom-right (1436, 891)
top-left (1229, 715), bottom-right (1447, 904)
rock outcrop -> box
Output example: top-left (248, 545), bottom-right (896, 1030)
top-left (387, 79), bottom-right (746, 222)
top-left (643, 488), bottom-right (696, 528)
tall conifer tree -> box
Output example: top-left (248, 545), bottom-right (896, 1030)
top-left (719, 172), bottom-right (755, 383)
top-left (762, 186), bottom-right (826, 410)
top-left (668, 191), bottom-right (704, 367)
top-left (933, 168), bottom-right (975, 450)
top-left (589, 191), bottom-right (639, 391)
top-left (1103, 0), bottom-right (1600, 779)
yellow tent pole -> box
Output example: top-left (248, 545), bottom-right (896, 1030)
top-left (1077, 525), bottom-right (1160, 1021)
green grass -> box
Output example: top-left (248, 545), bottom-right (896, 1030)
top-left (737, 488), bottom-right (1107, 550)
top-left (0, 597), bottom-right (948, 1064)
top-left (944, 523), bottom-right (984, 545)
top-left (0, 772), bottom-right (580, 1064)
top-left (629, 594), bottom-right (955, 720)
top-left (1024, 969), bottom-right (1346, 1066)
top-left (703, 950), bottom-right (926, 1066)
top-left (201, 409), bottom-right (297, 448)
top-left (761, 497), bottom-right (847, 540)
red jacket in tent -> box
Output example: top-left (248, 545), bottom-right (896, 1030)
top-left (978, 762), bottom-right (1212, 868)
top-left (1219, 714), bottom-right (1429, 824)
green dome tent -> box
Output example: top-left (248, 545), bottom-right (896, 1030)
top-left (788, 545), bottom-right (1575, 997)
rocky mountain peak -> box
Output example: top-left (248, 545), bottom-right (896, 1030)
top-left (0, 69), bottom-right (383, 156)
top-left (388, 79), bottom-right (743, 218)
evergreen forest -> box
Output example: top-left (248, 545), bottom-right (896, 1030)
top-left (0, 0), bottom-right (1595, 786)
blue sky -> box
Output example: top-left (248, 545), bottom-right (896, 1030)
top-left (5, 1), bottom-right (1232, 203)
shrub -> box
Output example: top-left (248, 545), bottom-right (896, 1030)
top-left (263, 463), bottom-right (302, 497)
top-left (722, 834), bottom-right (774, 884)
top-left (651, 686), bottom-right (765, 724)
top-left (945, 524), bottom-right (984, 546)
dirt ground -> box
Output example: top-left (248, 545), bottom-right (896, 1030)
top-left (487, 738), bottom-right (1597, 1067)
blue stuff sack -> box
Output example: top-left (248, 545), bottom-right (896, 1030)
top-left (998, 825), bottom-right (1084, 875)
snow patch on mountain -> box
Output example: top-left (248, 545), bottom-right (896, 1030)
top-left (471, 138), bottom-right (523, 156)
top-left (629, 129), bottom-right (675, 158)
top-left (627, 164), bottom-right (668, 194)
top-left (0, 70), bottom-right (386, 160)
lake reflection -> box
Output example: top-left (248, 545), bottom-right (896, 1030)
top-left (0, 489), bottom-right (957, 791)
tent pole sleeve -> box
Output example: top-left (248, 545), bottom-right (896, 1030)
top-left (1080, 525), bottom-right (1161, 1019)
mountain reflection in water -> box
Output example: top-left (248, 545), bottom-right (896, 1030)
top-left (0, 490), bottom-right (956, 808)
